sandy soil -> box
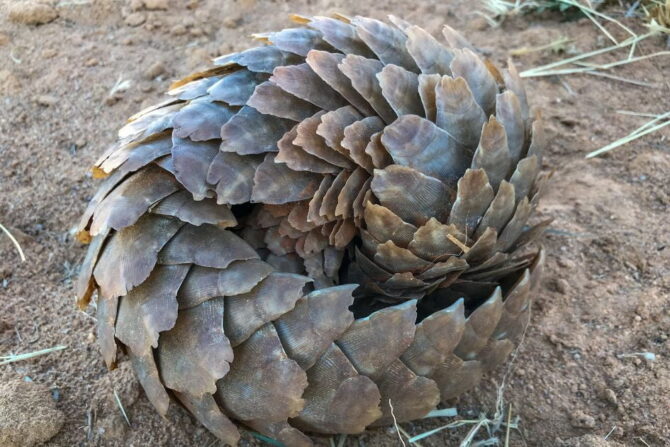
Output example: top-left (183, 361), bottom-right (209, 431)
top-left (0, 0), bottom-right (668, 446)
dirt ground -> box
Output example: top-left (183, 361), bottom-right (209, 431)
top-left (0, 0), bottom-right (668, 446)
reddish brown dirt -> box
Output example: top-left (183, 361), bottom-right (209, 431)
top-left (0, 1), bottom-right (668, 446)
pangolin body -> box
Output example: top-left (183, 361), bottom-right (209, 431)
top-left (76, 13), bottom-right (548, 446)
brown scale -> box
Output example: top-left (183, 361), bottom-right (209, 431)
top-left (75, 13), bottom-right (550, 446)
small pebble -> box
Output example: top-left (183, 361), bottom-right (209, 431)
top-left (35, 95), bottom-right (58, 107)
top-left (124, 12), bottom-right (146, 27)
top-left (144, 0), bottom-right (169, 10)
top-left (189, 27), bottom-right (204, 37)
top-left (554, 278), bottom-right (569, 294)
top-left (8, 2), bottom-right (58, 25)
top-left (0, 33), bottom-right (9, 46)
top-left (171, 24), bottom-right (187, 36)
top-left (84, 58), bottom-right (99, 67)
top-left (223, 16), bottom-right (242, 29)
top-left (570, 410), bottom-right (596, 428)
top-left (602, 388), bottom-right (617, 406)
top-left (144, 61), bottom-right (166, 80)
top-left (41, 48), bottom-right (58, 59)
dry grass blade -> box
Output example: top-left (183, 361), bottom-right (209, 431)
top-left (389, 399), bottom-right (408, 447)
top-left (586, 111), bottom-right (670, 158)
top-left (557, 0), bottom-right (638, 41)
top-left (422, 408), bottom-right (459, 418)
top-left (0, 222), bottom-right (27, 262)
top-left (520, 32), bottom-right (652, 77)
top-left (0, 345), bottom-right (67, 365)
top-left (510, 36), bottom-right (572, 56)
top-left (113, 389), bottom-right (131, 426)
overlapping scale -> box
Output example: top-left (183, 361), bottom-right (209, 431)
top-left (76, 13), bottom-right (549, 445)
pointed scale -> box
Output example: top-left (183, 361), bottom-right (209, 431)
top-left (340, 116), bottom-right (383, 173)
top-left (264, 27), bottom-right (333, 57)
top-left (174, 392), bottom-right (241, 446)
top-left (220, 106), bottom-right (294, 155)
top-left (150, 190), bottom-right (237, 227)
top-left (496, 197), bottom-right (532, 252)
top-left (450, 49), bottom-right (498, 116)
top-left (435, 76), bottom-right (487, 149)
top-left (502, 59), bottom-right (530, 123)
top-left (251, 154), bottom-right (323, 204)
top-left (172, 100), bottom-right (237, 142)
top-left (294, 111), bottom-right (355, 169)
top-left (432, 354), bottom-right (483, 401)
top-left (471, 116), bottom-right (512, 190)
top-left (405, 25), bottom-right (454, 75)
top-left (475, 180), bottom-right (516, 239)
top-left (305, 50), bottom-right (376, 117)
top-left (377, 64), bottom-right (423, 117)
top-left (172, 138), bottom-right (219, 201)
top-left (401, 299), bottom-right (466, 376)
top-left (224, 273), bottom-right (311, 346)
top-left (247, 420), bottom-right (313, 447)
top-left (158, 298), bottom-right (233, 396)
top-left (447, 169), bottom-right (494, 237)
top-left (177, 260), bottom-right (274, 309)
top-left (408, 218), bottom-right (466, 261)
top-left (98, 133), bottom-right (173, 176)
top-left (381, 114), bottom-right (470, 187)
top-left (75, 232), bottom-right (107, 308)
top-left (128, 350), bottom-right (171, 416)
top-left (93, 214), bottom-right (184, 299)
top-left (159, 223), bottom-right (258, 268)
top-left (373, 240), bottom-right (433, 273)
top-left (276, 125), bottom-right (340, 174)
top-left (418, 74), bottom-right (441, 122)
top-left (89, 165), bottom-right (180, 236)
top-left (115, 264), bottom-right (189, 356)
top-left (271, 63), bottom-right (347, 111)
top-left (207, 70), bottom-right (269, 105)
top-left (275, 285), bottom-right (356, 370)
top-left (317, 105), bottom-right (364, 158)
top-left (214, 45), bottom-right (302, 73)
top-left (370, 359), bottom-right (440, 425)
top-left (370, 165), bottom-right (451, 226)
top-left (364, 202), bottom-right (417, 248)
top-left (338, 55), bottom-right (397, 124)
top-left (291, 343), bottom-right (382, 434)
top-left (495, 90), bottom-right (525, 163)
top-left (96, 296), bottom-right (118, 369)
top-left (351, 16), bottom-right (419, 72)
top-left (247, 81), bottom-right (320, 121)
top-left (509, 156), bottom-right (539, 202)
top-left (307, 16), bottom-right (376, 57)
top-left (217, 324), bottom-right (308, 422)
top-left (336, 300), bottom-right (417, 379)
top-left (207, 152), bottom-right (263, 205)
top-left (453, 287), bottom-right (504, 360)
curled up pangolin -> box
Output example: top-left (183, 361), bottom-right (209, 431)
top-left (75, 13), bottom-right (550, 446)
